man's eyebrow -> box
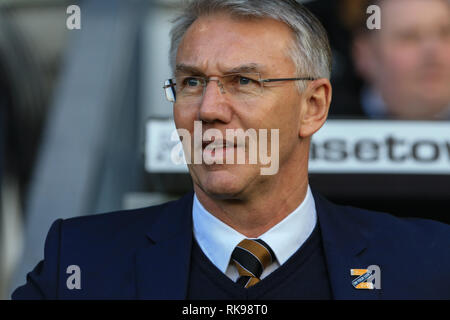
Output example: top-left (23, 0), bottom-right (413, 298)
top-left (175, 63), bottom-right (265, 76)
top-left (175, 64), bottom-right (205, 76)
top-left (226, 63), bottom-right (264, 74)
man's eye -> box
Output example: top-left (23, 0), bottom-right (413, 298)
top-left (184, 78), bottom-right (200, 87)
top-left (238, 77), bottom-right (252, 85)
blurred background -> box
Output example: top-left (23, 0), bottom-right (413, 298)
top-left (0, 0), bottom-right (449, 299)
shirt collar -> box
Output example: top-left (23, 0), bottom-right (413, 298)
top-left (192, 186), bottom-right (317, 273)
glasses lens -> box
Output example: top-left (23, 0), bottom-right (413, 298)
top-left (164, 79), bottom-right (176, 102)
top-left (223, 73), bottom-right (262, 97)
top-left (175, 76), bottom-right (205, 94)
top-left (171, 73), bottom-right (263, 104)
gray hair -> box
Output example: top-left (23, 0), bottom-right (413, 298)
top-left (169, 0), bottom-right (332, 91)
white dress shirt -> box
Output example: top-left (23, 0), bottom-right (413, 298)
top-left (192, 185), bottom-right (317, 281)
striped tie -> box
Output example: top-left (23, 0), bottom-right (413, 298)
top-left (231, 239), bottom-right (275, 288)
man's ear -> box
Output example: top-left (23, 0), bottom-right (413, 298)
top-left (299, 78), bottom-right (332, 138)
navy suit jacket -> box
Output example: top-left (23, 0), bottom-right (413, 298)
top-left (12, 191), bottom-right (450, 299)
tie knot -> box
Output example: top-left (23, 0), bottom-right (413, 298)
top-left (231, 239), bottom-right (275, 288)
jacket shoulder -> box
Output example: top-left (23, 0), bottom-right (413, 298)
top-left (11, 193), bottom-right (193, 299)
top-left (342, 203), bottom-right (450, 246)
top-left (317, 195), bottom-right (450, 298)
top-left (61, 193), bottom-right (192, 241)
top-left (315, 192), bottom-right (450, 244)
top-left (356, 207), bottom-right (450, 297)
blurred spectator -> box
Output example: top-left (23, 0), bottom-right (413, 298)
top-left (352, 0), bottom-right (450, 120)
top-left (304, 0), bottom-right (364, 118)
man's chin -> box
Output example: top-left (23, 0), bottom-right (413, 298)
top-left (192, 168), bottom-right (251, 200)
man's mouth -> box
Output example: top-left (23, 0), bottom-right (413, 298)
top-left (201, 137), bottom-right (245, 161)
top-left (202, 138), bottom-right (238, 150)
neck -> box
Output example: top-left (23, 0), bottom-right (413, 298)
top-left (194, 151), bottom-right (310, 238)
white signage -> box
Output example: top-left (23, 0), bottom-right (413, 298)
top-left (309, 120), bottom-right (450, 174)
top-left (145, 119), bottom-right (185, 173)
top-left (145, 119), bottom-right (450, 175)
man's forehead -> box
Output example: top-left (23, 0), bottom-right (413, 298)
top-left (175, 12), bottom-right (295, 76)
top-left (179, 11), bottom-right (293, 48)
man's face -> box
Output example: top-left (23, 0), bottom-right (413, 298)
top-left (370, 0), bottom-right (450, 119)
top-left (173, 12), bottom-right (304, 200)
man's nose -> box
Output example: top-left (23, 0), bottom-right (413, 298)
top-left (198, 80), bottom-right (233, 123)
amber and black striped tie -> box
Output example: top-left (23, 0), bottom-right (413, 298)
top-left (231, 239), bottom-right (275, 288)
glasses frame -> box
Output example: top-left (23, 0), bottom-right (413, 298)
top-left (163, 73), bottom-right (317, 103)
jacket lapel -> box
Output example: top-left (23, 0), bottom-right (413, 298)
top-left (135, 192), bottom-right (194, 299)
top-left (314, 192), bottom-right (382, 300)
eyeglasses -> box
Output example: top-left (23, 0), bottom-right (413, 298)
top-left (163, 72), bottom-right (316, 103)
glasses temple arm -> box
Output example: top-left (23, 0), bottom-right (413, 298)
top-left (261, 77), bottom-right (317, 83)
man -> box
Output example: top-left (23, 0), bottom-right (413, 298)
top-left (353, 0), bottom-right (450, 119)
top-left (12, 0), bottom-right (450, 299)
